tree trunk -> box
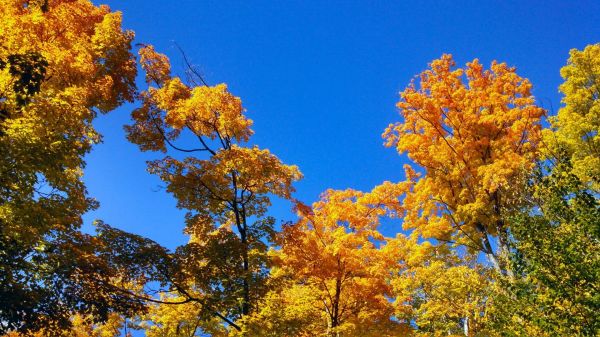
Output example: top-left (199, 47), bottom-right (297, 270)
top-left (329, 260), bottom-right (342, 337)
top-left (232, 172), bottom-right (250, 316)
top-left (477, 223), bottom-right (502, 274)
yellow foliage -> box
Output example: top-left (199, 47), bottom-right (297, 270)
top-left (126, 45), bottom-right (302, 334)
top-left (382, 54), bottom-right (545, 269)
top-left (132, 45), bottom-right (254, 145)
top-left (543, 43), bottom-right (600, 191)
top-left (3, 313), bottom-right (124, 337)
top-left (272, 187), bottom-right (411, 336)
top-left (389, 236), bottom-right (491, 336)
top-left (0, 1), bottom-right (137, 333)
top-left (137, 295), bottom-right (228, 337)
top-left (232, 283), bottom-right (325, 337)
top-left (0, 0), bottom-right (136, 241)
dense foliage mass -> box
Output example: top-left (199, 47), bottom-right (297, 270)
top-left (0, 0), bottom-right (143, 334)
top-left (0, 1), bottom-right (598, 336)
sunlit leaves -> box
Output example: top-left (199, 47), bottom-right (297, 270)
top-left (389, 237), bottom-right (491, 336)
top-left (544, 43), bottom-right (600, 191)
top-left (0, 0), bottom-right (136, 240)
top-left (490, 44), bottom-right (600, 336)
top-left (270, 187), bottom-right (410, 336)
top-left (0, 0), bottom-right (137, 334)
top-left (125, 45), bottom-right (301, 333)
top-left (383, 54), bottom-right (545, 275)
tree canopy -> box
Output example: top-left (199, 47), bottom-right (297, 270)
top-left (1, 2), bottom-right (598, 336)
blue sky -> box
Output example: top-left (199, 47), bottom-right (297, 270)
top-left (83, 0), bottom-right (600, 251)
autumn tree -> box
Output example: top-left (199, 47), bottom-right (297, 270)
top-left (93, 221), bottom-right (233, 336)
top-left (390, 237), bottom-right (491, 336)
top-left (255, 184), bottom-right (490, 337)
top-left (383, 54), bottom-right (545, 275)
top-left (124, 45), bottom-right (301, 333)
top-left (488, 44), bottom-right (600, 336)
top-left (0, 0), bottom-right (143, 334)
top-left (264, 185), bottom-right (410, 337)
top-left (544, 43), bottom-right (600, 192)
top-left (488, 166), bottom-right (599, 336)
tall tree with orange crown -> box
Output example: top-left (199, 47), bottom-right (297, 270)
top-left (383, 54), bottom-right (545, 274)
top-left (261, 184), bottom-right (410, 337)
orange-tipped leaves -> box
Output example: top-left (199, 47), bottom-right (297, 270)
top-left (383, 54), bottom-right (545, 238)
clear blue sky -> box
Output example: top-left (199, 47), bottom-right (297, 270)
top-left (83, 0), bottom-right (600, 251)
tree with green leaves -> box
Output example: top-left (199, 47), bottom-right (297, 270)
top-left (489, 44), bottom-right (600, 337)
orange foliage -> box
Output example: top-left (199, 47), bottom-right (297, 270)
top-left (274, 185), bottom-right (409, 336)
top-left (383, 55), bottom-right (545, 261)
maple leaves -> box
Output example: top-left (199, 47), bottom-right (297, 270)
top-left (0, 0), bottom-right (137, 247)
top-left (119, 48), bottom-right (596, 336)
top-left (488, 44), bottom-right (600, 336)
top-left (133, 45), bottom-right (254, 146)
top-left (384, 55), bottom-right (545, 234)
top-left (0, 1), bottom-right (139, 334)
top-left (2, 2), bottom-right (598, 335)
top-left (383, 54), bottom-right (545, 274)
top-left (125, 44), bottom-right (301, 333)
top-left (4, 313), bottom-right (125, 337)
top-left (0, 51), bottom-right (47, 120)
top-left (264, 187), bottom-right (408, 336)
top-left (265, 185), bottom-right (491, 336)
top-left (390, 237), bottom-right (490, 336)
top-left (544, 44), bottom-right (600, 191)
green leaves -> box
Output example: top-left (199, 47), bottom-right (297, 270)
top-left (490, 44), bottom-right (600, 337)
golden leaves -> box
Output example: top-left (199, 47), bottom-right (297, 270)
top-left (170, 83), bottom-right (254, 142)
top-left (129, 45), bottom-right (302, 244)
top-left (0, 0), bottom-right (136, 240)
top-left (275, 187), bottom-right (409, 335)
top-left (388, 236), bottom-right (490, 335)
top-left (544, 43), bottom-right (600, 191)
top-left (383, 54), bottom-right (545, 237)
top-left (127, 44), bottom-right (303, 333)
top-left (132, 47), bottom-right (254, 144)
top-left (139, 45), bottom-right (171, 85)
top-left (147, 145), bottom-right (301, 236)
